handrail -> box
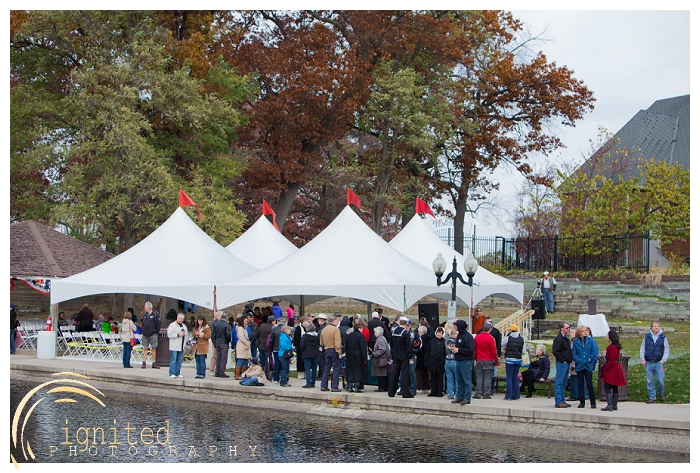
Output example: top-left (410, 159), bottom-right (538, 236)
top-left (495, 309), bottom-right (535, 341)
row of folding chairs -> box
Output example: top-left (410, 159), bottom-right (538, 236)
top-left (15, 319), bottom-right (43, 350)
top-left (61, 330), bottom-right (134, 361)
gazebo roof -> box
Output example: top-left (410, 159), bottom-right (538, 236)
top-left (10, 220), bottom-right (114, 279)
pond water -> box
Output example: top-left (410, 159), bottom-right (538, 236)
top-left (10, 381), bottom-right (685, 464)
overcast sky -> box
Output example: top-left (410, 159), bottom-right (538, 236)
top-left (459, 9), bottom-right (691, 237)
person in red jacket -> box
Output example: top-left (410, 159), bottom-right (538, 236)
top-left (473, 322), bottom-right (499, 399)
top-left (600, 330), bottom-right (627, 411)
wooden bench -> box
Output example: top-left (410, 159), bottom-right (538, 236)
top-left (493, 376), bottom-right (555, 398)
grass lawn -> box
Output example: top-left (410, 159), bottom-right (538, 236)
top-left (497, 318), bottom-right (689, 403)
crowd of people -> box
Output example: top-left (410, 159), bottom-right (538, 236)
top-left (13, 297), bottom-right (670, 409)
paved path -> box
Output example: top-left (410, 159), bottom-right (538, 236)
top-left (10, 352), bottom-right (690, 455)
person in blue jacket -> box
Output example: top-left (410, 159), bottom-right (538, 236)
top-left (572, 325), bottom-right (599, 408)
top-left (278, 325), bottom-right (294, 387)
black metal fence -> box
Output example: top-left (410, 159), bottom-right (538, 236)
top-left (434, 229), bottom-right (650, 272)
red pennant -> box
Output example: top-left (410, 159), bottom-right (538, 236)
top-left (262, 200), bottom-right (280, 231)
top-left (347, 188), bottom-right (362, 210)
top-left (178, 190), bottom-right (203, 221)
top-left (416, 197), bottom-right (436, 218)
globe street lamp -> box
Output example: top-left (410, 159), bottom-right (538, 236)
top-left (432, 252), bottom-right (479, 323)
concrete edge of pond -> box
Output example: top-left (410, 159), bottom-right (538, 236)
top-left (10, 356), bottom-right (689, 457)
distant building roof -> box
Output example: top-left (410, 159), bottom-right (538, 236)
top-left (10, 220), bottom-right (114, 278)
top-left (575, 94), bottom-right (689, 183)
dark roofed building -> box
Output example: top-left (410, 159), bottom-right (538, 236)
top-left (10, 220), bottom-right (114, 278)
top-left (576, 94), bottom-right (689, 183)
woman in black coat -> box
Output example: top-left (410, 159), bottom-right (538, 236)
top-left (520, 345), bottom-right (551, 397)
top-left (344, 320), bottom-right (368, 393)
top-left (425, 327), bottom-right (447, 397)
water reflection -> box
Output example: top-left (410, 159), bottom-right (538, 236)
top-left (10, 381), bottom-right (685, 463)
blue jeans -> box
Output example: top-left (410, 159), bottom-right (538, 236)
top-left (258, 348), bottom-right (269, 374)
top-left (455, 359), bottom-right (473, 402)
top-left (195, 354), bottom-right (207, 377)
top-left (543, 289), bottom-right (554, 313)
top-left (645, 361), bottom-right (665, 399)
top-left (169, 350), bottom-right (184, 376)
top-left (11, 329), bottom-right (16, 354)
top-left (279, 356), bottom-right (290, 385)
top-left (241, 376), bottom-right (260, 386)
top-left (305, 356), bottom-right (319, 386)
top-left (445, 359), bottom-right (457, 398)
top-left (251, 344), bottom-right (258, 358)
top-left (236, 358), bottom-right (249, 368)
top-left (505, 361), bottom-right (522, 399)
top-left (122, 341), bottom-right (133, 367)
top-left (183, 302), bottom-right (196, 313)
top-left (555, 361), bottom-right (570, 405)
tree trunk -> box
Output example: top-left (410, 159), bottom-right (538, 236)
top-left (275, 182), bottom-right (303, 232)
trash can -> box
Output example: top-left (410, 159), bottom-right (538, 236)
top-left (37, 331), bottom-right (57, 359)
top-left (598, 355), bottom-right (630, 401)
top-left (156, 330), bottom-right (170, 366)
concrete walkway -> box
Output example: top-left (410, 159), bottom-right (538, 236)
top-left (10, 353), bottom-right (690, 456)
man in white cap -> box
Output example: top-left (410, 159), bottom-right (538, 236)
top-left (538, 271), bottom-right (557, 314)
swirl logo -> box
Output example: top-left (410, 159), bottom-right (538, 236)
top-left (11, 372), bottom-right (106, 469)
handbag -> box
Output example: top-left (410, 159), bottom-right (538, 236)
top-left (282, 349), bottom-right (294, 360)
top-left (130, 337), bottom-right (137, 347)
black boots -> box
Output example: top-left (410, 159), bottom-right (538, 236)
top-left (578, 398), bottom-right (585, 408)
top-left (601, 393), bottom-right (614, 411)
top-left (348, 382), bottom-right (363, 393)
top-left (612, 393), bottom-right (618, 410)
top-left (590, 399), bottom-right (596, 409)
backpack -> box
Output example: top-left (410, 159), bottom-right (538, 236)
top-left (231, 325), bottom-right (239, 349)
top-left (266, 332), bottom-right (274, 352)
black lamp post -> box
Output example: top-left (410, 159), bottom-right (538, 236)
top-left (432, 252), bottom-right (479, 322)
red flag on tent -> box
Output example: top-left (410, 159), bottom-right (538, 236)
top-left (179, 190), bottom-right (203, 221)
top-left (416, 197), bottom-right (436, 218)
top-left (347, 188), bottom-right (362, 210)
top-left (262, 199), bottom-right (280, 231)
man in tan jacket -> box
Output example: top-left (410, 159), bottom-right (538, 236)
top-left (319, 314), bottom-right (343, 392)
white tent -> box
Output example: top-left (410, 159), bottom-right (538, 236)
top-left (50, 208), bottom-right (258, 308)
top-left (390, 214), bottom-right (524, 308)
top-left (216, 206), bottom-right (441, 311)
top-left (225, 215), bottom-right (298, 269)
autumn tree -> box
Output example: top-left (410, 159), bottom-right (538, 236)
top-left (434, 11), bottom-right (595, 254)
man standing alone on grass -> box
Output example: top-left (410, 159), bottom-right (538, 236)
top-left (141, 302), bottom-right (161, 369)
top-left (640, 321), bottom-right (670, 403)
top-left (553, 321), bottom-right (572, 408)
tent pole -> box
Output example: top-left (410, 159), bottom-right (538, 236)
top-left (366, 302), bottom-right (371, 319)
top-left (300, 295), bottom-right (305, 318)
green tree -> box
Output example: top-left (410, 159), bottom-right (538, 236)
top-left (356, 61), bottom-right (451, 233)
top-left (10, 11), bottom-right (254, 252)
